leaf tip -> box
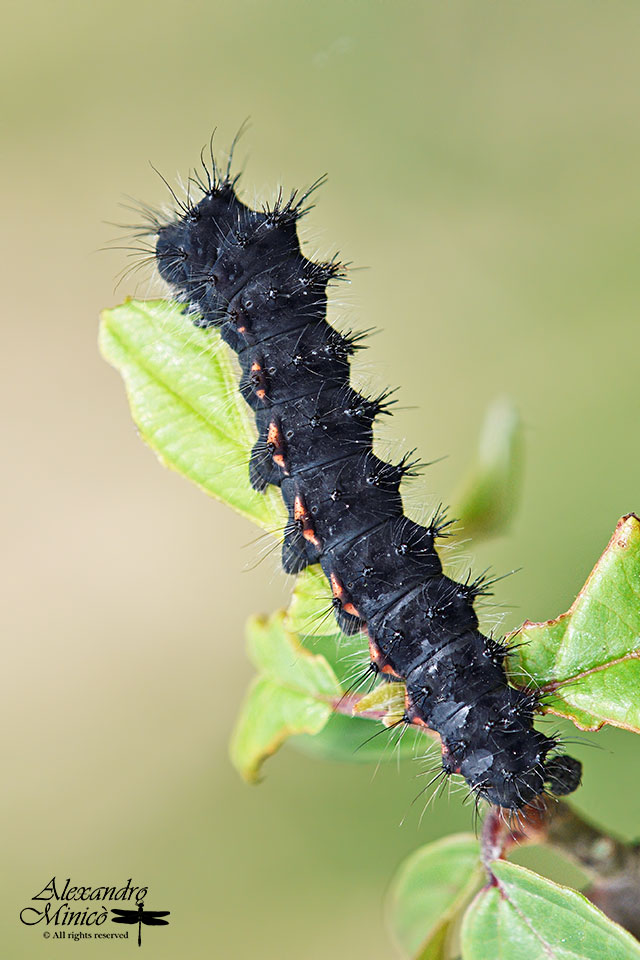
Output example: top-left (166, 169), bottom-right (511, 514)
top-left (614, 513), bottom-right (640, 550)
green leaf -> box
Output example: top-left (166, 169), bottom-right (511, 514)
top-left (508, 514), bottom-right (640, 732)
top-left (229, 612), bottom-right (341, 782)
top-left (388, 834), bottom-right (482, 959)
top-left (461, 860), bottom-right (640, 960)
top-left (287, 565), bottom-right (343, 642)
top-left (286, 565), bottom-right (370, 682)
top-left (99, 299), bottom-right (286, 530)
top-left (451, 397), bottom-right (523, 540)
top-left (291, 710), bottom-right (420, 762)
top-left (354, 681), bottom-right (407, 725)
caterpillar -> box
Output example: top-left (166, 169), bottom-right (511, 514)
top-left (141, 138), bottom-right (582, 812)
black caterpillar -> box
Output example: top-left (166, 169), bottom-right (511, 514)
top-left (145, 141), bottom-right (582, 811)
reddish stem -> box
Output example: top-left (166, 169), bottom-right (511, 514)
top-left (481, 801), bottom-right (640, 941)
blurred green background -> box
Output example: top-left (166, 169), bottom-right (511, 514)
top-left (3, 1), bottom-right (640, 957)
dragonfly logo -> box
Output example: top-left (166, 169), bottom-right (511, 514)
top-left (111, 900), bottom-right (170, 947)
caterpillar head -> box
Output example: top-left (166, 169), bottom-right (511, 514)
top-left (542, 754), bottom-right (583, 797)
top-left (155, 222), bottom-right (189, 287)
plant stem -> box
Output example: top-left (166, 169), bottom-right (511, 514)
top-left (481, 801), bottom-right (640, 939)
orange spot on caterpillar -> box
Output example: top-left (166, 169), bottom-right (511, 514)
top-left (329, 572), bottom-right (359, 617)
top-left (369, 639), bottom-right (398, 674)
top-left (267, 421), bottom-right (287, 471)
top-left (267, 421), bottom-right (281, 447)
top-left (404, 689), bottom-right (431, 727)
top-left (411, 716), bottom-right (431, 730)
top-left (404, 687), bottom-right (430, 727)
top-left (330, 573), bottom-right (344, 600)
top-left (441, 743), bottom-right (461, 774)
top-left (294, 495), bottom-right (321, 548)
top-left (329, 573), bottom-right (360, 617)
top-left (249, 360), bottom-right (267, 401)
top-left (381, 663), bottom-right (400, 677)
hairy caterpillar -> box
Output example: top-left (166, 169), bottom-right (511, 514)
top-left (136, 138), bottom-right (581, 811)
